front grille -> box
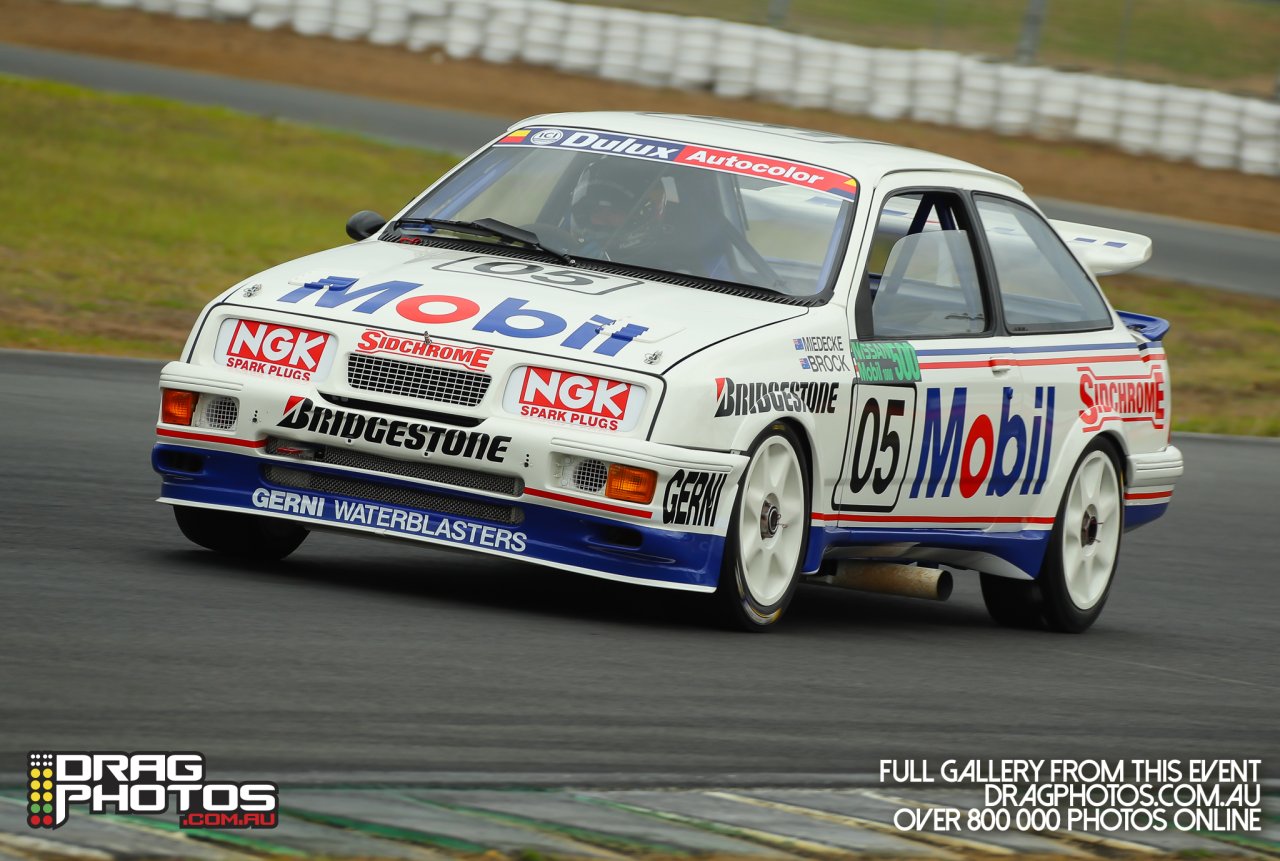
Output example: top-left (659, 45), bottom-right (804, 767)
top-left (262, 466), bottom-right (523, 525)
top-left (197, 395), bottom-right (238, 430)
top-left (266, 438), bottom-right (522, 496)
top-left (347, 353), bottom-right (490, 407)
top-left (573, 459), bottom-right (609, 494)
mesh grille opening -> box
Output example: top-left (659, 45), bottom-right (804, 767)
top-left (347, 354), bottom-right (490, 407)
top-left (573, 459), bottom-right (609, 494)
top-left (266, 438), bottom-right (522, 496)
top-left (262, 465), bottom-right (523, 525)
top-left (197, 395), bottom-right (238, 430)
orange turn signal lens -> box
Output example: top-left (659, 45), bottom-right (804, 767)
top-left (161, 389), bottom-right (198, 426)
top-left (605, 464), bottom-right (657, 504)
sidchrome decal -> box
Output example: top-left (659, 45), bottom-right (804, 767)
top-left (250, 487), bottom-right (527, 552)
top-left (910, 386), bottom-right (1055, 499)
top-left (851, 341), bottom-right (921, 383)
top-left (497, 127), bottom-right (859, 200)
top-left (1079, 365), bottom-right (1167, 432)
top-left (278, 396), bottom-right (511, 463)
top-left (215, 318), bottom-right (334, 381)
top-left (714, 378), bottom-right (839, 417)
top-left (276, 279), bottom-right (648, 357)
top-left (504, 367), bottom-right (646, 433)
top-left (356, 329), bottom-right (493, 371)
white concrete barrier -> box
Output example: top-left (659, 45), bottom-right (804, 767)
top-left (1116, 79), bottom-right (1163, 155)
top-left (992, 64), bottom-right (1045, 135)
top-left (954, 57), bottom-right (999, 130)
top-left (828, 44), bottom-right (872, 115)
top-left (911, 49), bottom-right (960, 125)
top-left (1074, 75), bottom-right (1121, 143)
top-left (1195, 92), bottom-right (1244, 169)
top-left (519, 0), bottom-right (565, 66)
top-left (671, 17), bottom-right (718, 90)
top-left (62, 0), bottom-right (1280, 175)
top-left (868, 48), bottom-right (913, 121)
top-left (1154, 85), bottom-right (1204, 161)
top-left (712, 21), bottom-right (757, 99)
top-left (1032, 71), bottom-right (1080, 140)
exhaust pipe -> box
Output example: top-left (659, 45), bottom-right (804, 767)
top-left (815, 561), bottom-right (952, 601)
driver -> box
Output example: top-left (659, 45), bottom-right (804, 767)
top-left (567, 159), bottom-right (669, 256)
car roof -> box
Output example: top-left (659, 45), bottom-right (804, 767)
top-left (512, 111), bottom-right (1022, 191)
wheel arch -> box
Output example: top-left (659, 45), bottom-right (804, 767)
top-left (1091, 430), bottom-right (1129, 484)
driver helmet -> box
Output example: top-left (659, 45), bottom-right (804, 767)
top-left (569, 160), bottom-right (672, 251)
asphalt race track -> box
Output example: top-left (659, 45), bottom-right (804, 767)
top-left (1, 350), bottom-right (1276, 781)
top-left (2, 42), bottom-right (1278, 298)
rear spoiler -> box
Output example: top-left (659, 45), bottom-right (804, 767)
top-left (1050, 219), bottom-right (1153, 276)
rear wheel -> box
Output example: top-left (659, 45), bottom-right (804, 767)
top-left (716, 425), bottom-right (810, 631)
top-left (173, 506), bottom-right (308, 562)
top-left (980, 440), bottom-right (1124, 633)
top-left (979, 573), bottom-right (1040, 628)
top-left (1039, 443), bottom-right (1124, 632)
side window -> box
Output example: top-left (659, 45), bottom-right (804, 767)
top-left (975, 195), bottom-right (1112, 333)
top-left (864, 192), bottom-right (987, 338)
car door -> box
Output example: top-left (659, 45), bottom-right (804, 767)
top-left (833, 183), bottom-right (1035, 530)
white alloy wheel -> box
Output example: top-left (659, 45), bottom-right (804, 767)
top-left (733, 432), bottom-right (807, 610)
top-left (1060, 449), bottom-right (1121, 610)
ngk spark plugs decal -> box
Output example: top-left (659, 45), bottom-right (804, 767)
top-left (215, 319), bottom-right (334, 381)
top-left (503, 367), bottom-right (646, 432)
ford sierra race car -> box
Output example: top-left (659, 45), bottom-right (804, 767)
top-left (152, 112), bottom-right (1183, 631)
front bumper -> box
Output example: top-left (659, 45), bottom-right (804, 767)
top-left (153, 364), bottom-right (746, 592)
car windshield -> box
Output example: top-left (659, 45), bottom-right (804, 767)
top-left (399, 128), bottom-right (859, 297)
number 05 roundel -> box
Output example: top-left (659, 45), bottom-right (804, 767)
top-left (839, 387), bottom-right (918, 512)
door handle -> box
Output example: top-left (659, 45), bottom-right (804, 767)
top-left (988, 359), bottom-right (1015, 375)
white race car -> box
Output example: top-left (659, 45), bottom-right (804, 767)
top-left (153, 112), bottom-right (1182, 631)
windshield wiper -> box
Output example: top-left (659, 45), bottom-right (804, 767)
top-left (393, 217), bottom-right (576, 265)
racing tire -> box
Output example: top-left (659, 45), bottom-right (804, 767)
top-left (1038, 440), bottom-right (1125, 633)
top-left (173, 506), bottom-right (309, 562)
top-left (979, 573), bottom-right (1041, 629)
top-left (981, 440), bottom-right (1124, 633)
top-left (715, 424), bottom-right (811, 631)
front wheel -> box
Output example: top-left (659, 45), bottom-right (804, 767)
top-left (715, 425), bottom-right (811, 631)
top-left (173, 506), bottom-right (308, 562)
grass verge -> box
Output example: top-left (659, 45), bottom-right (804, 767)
top-left (0, 75), bottom-right (455, 357)
top-left (1, 76), bottom-right (1275, 436)
top-left (2, 0), bottom-right (1278, 233)
top-left (589, 0), bottom-right (1280, 94)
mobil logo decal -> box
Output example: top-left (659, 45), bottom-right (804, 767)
top-left (504, 366), bottom-right (646, 432)
top-left (216, 318), bottom-right (334, 381)
top-left (910, 386), bottom-right (1055, 499)
top-left (1079, 365), bottom-right (1166, 432)
top-left (276, 276), bottom-right (648, 357)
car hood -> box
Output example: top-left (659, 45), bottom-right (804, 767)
top-left (217, 240), bottom-right (809, 372)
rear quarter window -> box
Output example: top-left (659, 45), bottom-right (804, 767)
top-left (975, 195), bottom-right (1113, 334)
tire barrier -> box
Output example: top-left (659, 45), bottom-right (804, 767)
top-left (66, 0), bottom-right (1280, 176)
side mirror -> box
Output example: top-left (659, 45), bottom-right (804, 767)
top-left (346, 210), bottom-right (386, 241)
